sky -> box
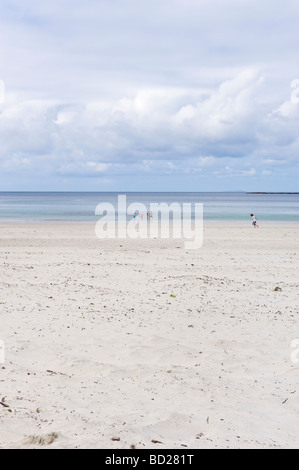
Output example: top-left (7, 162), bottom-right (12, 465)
top-left (0, 0), bottom-right (299, 192)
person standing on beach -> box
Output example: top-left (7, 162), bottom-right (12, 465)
top-left (250, 214), bottom-right (259, 228)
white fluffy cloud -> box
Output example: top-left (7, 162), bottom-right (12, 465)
top-left (0, 0), bottom-right (299, 190)
top-left (1, 69), bottom-right (298, 181)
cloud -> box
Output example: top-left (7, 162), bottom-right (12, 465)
top-left (0, 0), bottom-right (299, 189)
top-left (1, 68), bottom-right (299, 184)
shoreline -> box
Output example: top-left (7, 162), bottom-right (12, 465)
top-left (1, 219), bottom-right (298, 226)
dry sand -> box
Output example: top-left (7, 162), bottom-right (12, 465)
top-left (0, 222), bottom-right (298, 449)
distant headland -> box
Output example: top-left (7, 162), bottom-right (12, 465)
top-left (247, 192), bottom-right (299, 195)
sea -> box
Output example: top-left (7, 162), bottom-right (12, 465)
top-left (0, 192), bottom-right (298, 223)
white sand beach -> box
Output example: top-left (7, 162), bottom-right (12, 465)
top-left (0, 222), bottom-right (298, 449)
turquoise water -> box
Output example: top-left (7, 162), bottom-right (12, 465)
top-left (0, 192), bottom-right (298, 223)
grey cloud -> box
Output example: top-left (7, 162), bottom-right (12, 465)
top-left (0, 0), bottom-right (299, 189)
top-left (1, 71), bottom-right (298, 176)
